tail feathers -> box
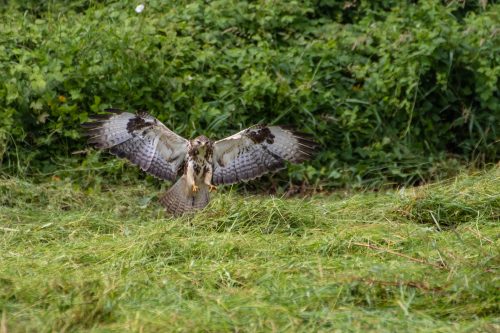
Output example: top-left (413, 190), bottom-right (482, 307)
top-left (159, 176), bottom-right (210, 216)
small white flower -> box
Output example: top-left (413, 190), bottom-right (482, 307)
top-left (135, 4), bottom-right (145, 13)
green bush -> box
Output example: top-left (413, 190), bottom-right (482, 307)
top-left (0, 0), bottom-right (498, 188)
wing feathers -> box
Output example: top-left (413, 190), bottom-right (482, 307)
top-left (212, 125), bottom-right (317, 185)
top-left (84, 112), bottom-right (137, 149)
top-left (109, 134), bottom-right (157, 170)
top-left (83, 109), bottom-right (189, 181)
top-left (146, 147), bottom-right (181, 180)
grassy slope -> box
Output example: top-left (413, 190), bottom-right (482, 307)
top-left (0, 168), bottom-right (498, 332)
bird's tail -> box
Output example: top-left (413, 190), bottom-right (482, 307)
top-left (159, 176), bottom-right (210, 216)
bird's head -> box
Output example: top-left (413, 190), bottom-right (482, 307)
top-left (191, 135), bottom-right (211, 151)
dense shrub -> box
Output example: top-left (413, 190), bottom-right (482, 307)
top-left (0, 0), bottom-right (498, 188)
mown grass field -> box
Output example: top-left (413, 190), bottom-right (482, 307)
top-left (0, 168), bottom-right (498, 332)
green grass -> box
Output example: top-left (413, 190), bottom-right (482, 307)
top-left (0, 168), bottom-right (498, 332)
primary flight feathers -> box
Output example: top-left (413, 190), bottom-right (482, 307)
top-left (83, 109), bottom-right (317, 215)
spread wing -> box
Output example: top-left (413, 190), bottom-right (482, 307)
top-left (212, 125), bottom-right (317, 185)
top-left (82, 109), bottom-right (189, 181)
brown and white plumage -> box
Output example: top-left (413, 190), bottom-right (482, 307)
top-left (83, 109), bottom-right (317, 215)
top-left (212, 125), bottom-right (316, 185)
top-left (83, 109), bottom-right (188, 181)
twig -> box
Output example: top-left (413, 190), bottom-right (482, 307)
top-left (0, 227), bottom-right (19, 232)
top-left (352, 242), bottom-right (447, 270)
top-left (465, 226), bottom-right (494, 244)
top-left (430, 211), bottom-right (442, 231)
top-left (1, 310), bottom-right (7, 333)
top-left (356, 277), bottom-right (445, 293)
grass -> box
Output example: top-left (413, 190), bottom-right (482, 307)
top-left (0, 167), bottom-right (498, 332)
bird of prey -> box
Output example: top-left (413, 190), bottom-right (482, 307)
top-left (83, 109), bottom-right (317, 215)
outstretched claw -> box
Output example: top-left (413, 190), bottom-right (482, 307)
top-left (208, 184), bottom-right (217, 192)
top-left (192, 184), bottom-right (199, 193)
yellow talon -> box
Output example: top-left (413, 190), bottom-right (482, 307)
top-left (209, 185), bottom-right (217, 192)
top-left (192, 185), bottom-right (199, 193)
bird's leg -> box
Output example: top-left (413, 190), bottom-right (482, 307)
top-left (204, 167), bottom-right (217, 192)
top-left (187, 164), bottom-right (198, 193)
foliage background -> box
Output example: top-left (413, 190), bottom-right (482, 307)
top-left (0, 0), bottom-right (498, 189)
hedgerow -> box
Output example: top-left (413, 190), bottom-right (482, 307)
top-left (0, 0), bottom-right (498, 188)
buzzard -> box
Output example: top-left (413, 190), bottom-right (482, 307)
top-left (83, 109), bottom-right (317, 215)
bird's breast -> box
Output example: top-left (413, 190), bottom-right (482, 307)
top-left (187, 157), bottom-right (212, 179)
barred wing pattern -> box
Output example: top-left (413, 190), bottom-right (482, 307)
top-left (83, 109), bottom-right (189, 181)
top-left (212, 125), bottom-right (317, 185)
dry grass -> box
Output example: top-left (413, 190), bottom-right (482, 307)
top-left (0, 168), bottom-right (498, 332)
